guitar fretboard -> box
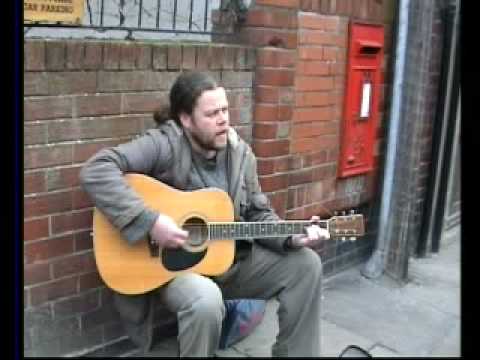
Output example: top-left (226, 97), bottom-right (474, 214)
top-left (208, 221), bottom-right (327, 240)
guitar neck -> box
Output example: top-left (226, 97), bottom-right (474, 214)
top-left (208, 220), bottom-right (327, 240)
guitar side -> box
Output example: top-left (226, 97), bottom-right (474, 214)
top-left (93, 174), bottom-right (236, 295)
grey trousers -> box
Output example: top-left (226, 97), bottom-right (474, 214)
top-left (158, 243), bottom-right (323, 357)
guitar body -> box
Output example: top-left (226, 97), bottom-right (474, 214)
top-left (93, 174), bottom-right (235, 295)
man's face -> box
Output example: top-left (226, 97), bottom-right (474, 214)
top-left (180, 87), bottom-right (230, 156)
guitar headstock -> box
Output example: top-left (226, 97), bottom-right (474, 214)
top-left (327, 211), bottom-right (365, 241)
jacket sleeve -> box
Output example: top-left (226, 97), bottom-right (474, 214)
top-left (243, 154), bottom-right (292, 254)
top-left (79, 129), bottom-right (173, 244)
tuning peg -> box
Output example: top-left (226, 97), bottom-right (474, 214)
top-left (350, 210), bottom-right (355, 215)
top-left (342, 210), bottom-right (346, 215)
top-left (349, 237), bottom-right (356, 241)
top-left (341, 236), bottom-right (346, 242)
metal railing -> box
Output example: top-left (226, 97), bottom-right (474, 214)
top-left (24, 0), bottom-right (237, 37)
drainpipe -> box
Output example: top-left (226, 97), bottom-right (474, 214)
top-left (361, 0), bottom-right (410, 279)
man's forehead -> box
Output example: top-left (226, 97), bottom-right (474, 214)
top-left (197, 87), bottom-right (228, 106)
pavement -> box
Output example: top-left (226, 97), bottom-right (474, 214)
top-left (140, 226), bottom-right (461, 357)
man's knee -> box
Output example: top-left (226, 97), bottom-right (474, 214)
top-left (290, 247), bottom-right (323, 281)
top-left (178, 273), bottom-right (225, 321)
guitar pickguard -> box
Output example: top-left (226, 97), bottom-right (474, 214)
top-left (161, 247), bottom-right (208, 271)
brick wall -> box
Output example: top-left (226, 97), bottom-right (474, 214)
top-left (241, 0), bottom-right (395, 276)
top-left (24, 40), bottom-right (255, 356)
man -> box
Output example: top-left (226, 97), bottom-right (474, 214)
top-left (80, 71), bottom-right (329, 357)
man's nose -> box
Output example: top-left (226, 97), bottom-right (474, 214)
top-left (217, 110), bottom-right (228, 125)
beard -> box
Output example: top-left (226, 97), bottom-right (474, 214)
top-left (189, 128), bottom-right (227, 153)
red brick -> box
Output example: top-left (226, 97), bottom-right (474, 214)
top-left (297, 61), bottom-right (330, 76)
top-left (256, 69), bottom-right (295, 87)
top-left (298, 47), bottom-right (324, 60)
top-left (291, 137), bottom-right (316, 153)
top-left (79, 272), bottom-right (103, 291)
top-left (292, 121), bottom-right (338, 138)
top-left (299, 30), bottom-right (336, 45)
top-left (255, 0), bottom-right (299, 7)
top-left (74, 231), bottom-right (93, 252)
top-left (73, 188), bottom-right (94, 210)
top-left (45, 41), bottom-right (66, 70)
top-left (257, 158), bottom-right (275, 175)
top-left (47, 72), bottom-right (97, 95)
top-left (240, 28), bottom-right (297, 49)
top-left (51, 209), bottom-right (93, 235)
top-left (293, 106), bottom-right (333, 122)
top-left (268, 191), bottom-right (287, 218)
top-left (295, 76), bottom-right (334, 91)
top-left (210, 46), bottom-right (224, 70)
top-left (295, 91), bottom-right (331, 107)
top-left (66, 42), bottom-right (84, 70)
top-left (290, 168), bottom-right (314, 186)
top-left (52, 252), bottom-right (97, 278)
top-left (24, 41), bottom-right (45, 71)
top-left (47, 116), bottom-right (142, 142)
top-left (152, 45), bottom-right (167, 69)
top-left (24, 97), bottom-right (73, 121)
top-left (168, 45), bottom-right (182, 70)
top-left (75, 94), bottom-right (121, 117)
top-left (286, 207), bottom-right (305, 220)
top-left (253, 123), bottom-right (278, 140)
top-left (259, 174), bottom-right (289, 192)
top-left (24, 263), bottom-right (51, 286)
top-left (136, 44), bottom-right (152, 69)
top-left (253, 139), bottom-right (290, 157)
top-left (83, 43), bottom-right (103, 70)
top-left (25, 171), bottom-right (46, 194)
top-left (53, 290), bottom-right (100, 317)
top-left (234, 48), bottom-right (248, 70)
top-left (222, 47), bottom-right (235, 70)
top-left (24, 73), bottom-right (49, 96)
top-left (103, 43), bottom-right (121, 69)
top-left (298, 13), bottom-right (339, 31)
top-left (29, 277), bottom-right (77, 306)
top-left (322, 47), bottom-right (337, 60)
top-left (24, 144), bottom-right (73, 170)
top-left (24, 123), bottom-right (45, 144)
top-left (182, 46), bottom-right (196, 70)
top-left (119, 44), bottom-right (137, 70)
top-left (24, 191), bottom-right (72, 218)
top-left (255, 86), bottom-right (279, 104)
top-left (254, 104), bottom-right (278, 122)
top-left (46, 166), bottom-right (81, 191)
top-left (24, 218), bottom-right (50, 242)
top-left (72, 140), bottom-right (124, 163)
top-left (256, 48), bottom-right (296, 68)
top-left (274, 157), bottom-right (290, 172)
top-left (279, 88), bottom-right (295, 104)
top-left (246, 9), bottom-right (297, 29)
top-left (278, 105), bottom-right (293, 121)
top-left (24, 234), bottom-right (75, 265)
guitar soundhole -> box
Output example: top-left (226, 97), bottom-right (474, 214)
top-left (161, 216), bottom-right (209, 271)
top-left (182, 217), bottom-right (209, 249)
top-left (162, 248), bottom-right (207, 271)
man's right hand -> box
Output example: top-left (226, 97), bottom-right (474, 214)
top-left (149, 214), bottom-right (189, 248)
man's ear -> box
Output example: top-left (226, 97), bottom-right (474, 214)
top-left (179, 112), bottom-right (192, 130)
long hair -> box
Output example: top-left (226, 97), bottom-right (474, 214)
top-left (153, 71), bottom-right (218, 126)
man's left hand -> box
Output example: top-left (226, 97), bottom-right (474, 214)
top-left (290, 215), bottom-right (330, 247)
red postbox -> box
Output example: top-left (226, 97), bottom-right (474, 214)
top-left (338, 22), bottom-right (384, 178)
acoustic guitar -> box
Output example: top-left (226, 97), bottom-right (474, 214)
top-left (93, 173), bottom-right (365, 295)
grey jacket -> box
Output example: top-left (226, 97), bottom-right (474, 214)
top-left (79, 120), bottom-right (290, 352)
